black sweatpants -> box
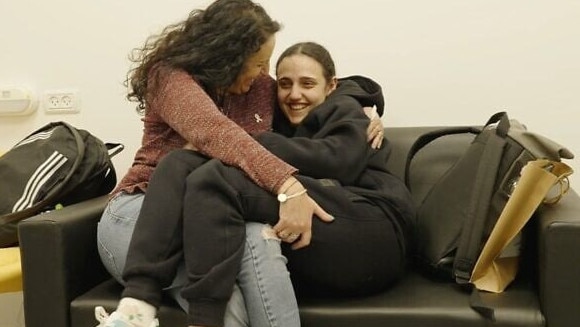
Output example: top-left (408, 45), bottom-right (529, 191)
top-left (123, 149), bottom-right (403, 326)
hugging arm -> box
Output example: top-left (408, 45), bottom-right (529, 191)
top-left (256, 99), bottom-right (371, 185)
top-left (150, 67), bottom-right (296, 193)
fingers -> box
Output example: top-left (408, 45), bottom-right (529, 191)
top-left (273, 222), bottom-right (307, 244)
top-left (292, 230), bottom-right (311, 250)
top-left (369, 129), bottom-right (383, 149)
top-left (366, 118), bottom-right (381, 141)
top-left (366, 117), bottom-right (384, 149)
top-left (372, 130), bottom-right (384, 149)
top-left (277, 230), bottom-right (297, 239)
top-left (313, 202), bottom-right (335, 223)
top-left (286, 233), bottom-right (300, 242)
top-left (277, 231), bottom-right (301, 243)
top-left (273, 219), bottom-right (307, 236)
top-left (274, 193), bottom-right (333, 249)
top-left (277, 199), bottom-right (333, 248)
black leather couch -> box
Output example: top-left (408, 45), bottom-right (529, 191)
top-left (18, 126), bottom-right (580, 327)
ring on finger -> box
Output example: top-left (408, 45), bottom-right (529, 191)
top-left (287, 233), bottom-right (300, 241)
top-left (278, 231), bottom-right (289, 238)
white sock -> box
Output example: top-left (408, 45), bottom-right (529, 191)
top-left (116, 297), bottom-right (157, 327)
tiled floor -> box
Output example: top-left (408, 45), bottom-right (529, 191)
top-left (0, 291), bottom-right (24, 327)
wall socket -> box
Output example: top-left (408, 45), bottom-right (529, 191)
top-left (44, 90), bottom-right (80, 114)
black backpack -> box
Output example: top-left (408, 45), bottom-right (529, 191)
top-left (404, 112), bottom-right (573, 284)
top-left (0, 121), bottom-right (123, 247)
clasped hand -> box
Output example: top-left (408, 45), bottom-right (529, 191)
top-left (273, 180), bottom-right (334, 250)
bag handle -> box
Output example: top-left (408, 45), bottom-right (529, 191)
top-left (484, 111), bottom-right (511, 137)
top-left (542, 163), bottom-right (573, 205)
top-left (106, 143), bottom-right (124, 158)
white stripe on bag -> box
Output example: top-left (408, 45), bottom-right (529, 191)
top-left (13, 130), bottom-right (55, 149)
top-left (12, 151), bottom-right (69, 212)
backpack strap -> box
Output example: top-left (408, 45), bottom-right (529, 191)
top-left (98, 143), bottom-right (124, 195)
top-left (453, 112), bottom-right (511, 284)
top-left (452, 130), bottom-right (506, 283)
top-left (468, 285), bottom-right (496, 321)
top-left (54, 121), bottom-right (86, 187)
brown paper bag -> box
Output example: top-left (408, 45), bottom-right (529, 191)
top-left (470, 159), bottom-right (573, 293)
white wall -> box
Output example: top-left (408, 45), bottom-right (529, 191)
top-left (1, 0), bottom-right (578, 186)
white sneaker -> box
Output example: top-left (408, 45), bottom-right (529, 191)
top-left (94, 306), bottom-right (159, 327)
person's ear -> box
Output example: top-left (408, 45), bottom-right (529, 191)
top-left (326, 77), bottom-right (338, 95)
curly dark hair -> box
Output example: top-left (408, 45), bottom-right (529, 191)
top-left (125, 0), bottom-right (281, 114)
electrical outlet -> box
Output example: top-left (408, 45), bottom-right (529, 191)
top-left (44, 90), bottom-right (80, 113)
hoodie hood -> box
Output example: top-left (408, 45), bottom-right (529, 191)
top-left (336, 75), bottom-right (385, 117)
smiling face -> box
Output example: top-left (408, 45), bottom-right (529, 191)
top-left (276, 53), bottom-right (337, 125)
top-left (227, 35), bottom-right (276, 95)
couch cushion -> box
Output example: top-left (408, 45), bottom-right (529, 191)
top-left (299, 271), bottom-right (544, 327)
top-left (71, 271), bottom-right (544, 327)
top-left (0, 247), bottom-right (22, 293)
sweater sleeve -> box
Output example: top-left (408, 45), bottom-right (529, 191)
top-left (149, 67), bottom-right (296, 193)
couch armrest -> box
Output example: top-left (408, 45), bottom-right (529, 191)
top-left (536, 188), bottom-right (580, 327)
top-left (18, 195), bottom-right (110, 327)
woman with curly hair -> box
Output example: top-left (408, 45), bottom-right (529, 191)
top-left (95, 1), bottom-right (384, 326)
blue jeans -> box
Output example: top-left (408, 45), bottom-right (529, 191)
top-left (96, 192), bottom-right (300, 327)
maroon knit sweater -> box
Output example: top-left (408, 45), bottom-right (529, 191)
top-left (113, 66), bottom-right (296, 195)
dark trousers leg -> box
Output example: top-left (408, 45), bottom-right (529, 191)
top-left (180, 159), bottom-right (280, 326)
top-left (179, 160), bottom-right (404, 325)
top-left (122, 149), bottom-right (209, 308)
top-left (283, 186), bottom-right (403, 297)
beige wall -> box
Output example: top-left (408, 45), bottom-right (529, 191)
top-left (0, 0), bottom-right (578, 185)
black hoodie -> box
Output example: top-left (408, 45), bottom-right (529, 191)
top-left (256, 75), bottom-right (415, 245)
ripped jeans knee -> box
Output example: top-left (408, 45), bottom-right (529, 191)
top-left (237, 222), bottom-right (300, 327)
